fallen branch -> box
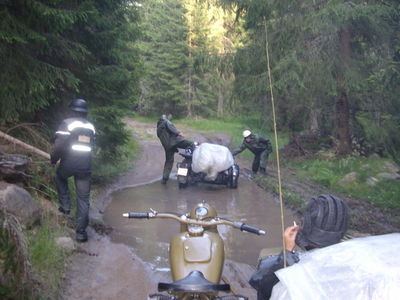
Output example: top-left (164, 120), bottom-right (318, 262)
top-left (0, 131), bottom-right (50, 160)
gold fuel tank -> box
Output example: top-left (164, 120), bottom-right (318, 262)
top-left (169, 231), bottom-right (224, 283)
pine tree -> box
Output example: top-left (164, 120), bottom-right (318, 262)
top-left (219, 0), bottom-right (400, 158)
top-left (0, 0), bottom-right (85, 123)
top-left (138, 0), bottom-right (189, 117)
top-left (1, 0), bottom-right (142, 163)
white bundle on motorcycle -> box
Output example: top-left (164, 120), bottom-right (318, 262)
top-left (192, 143), bottom-right (234, 181)
top-left (271, 233), bottom-right (400, 300)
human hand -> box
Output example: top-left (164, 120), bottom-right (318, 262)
top-left (284, 224), bottom-right (300, 251)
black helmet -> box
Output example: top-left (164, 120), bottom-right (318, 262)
top-left (295, 194), bottom-right (349, 250)
top-left (69, 98), bottom-right (88, 113)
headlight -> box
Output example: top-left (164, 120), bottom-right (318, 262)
top-left (195, 206), bottom-right (208, 217)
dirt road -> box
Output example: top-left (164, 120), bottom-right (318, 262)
top-left (61, 118), bottom-right (399, 300)
top-left (61, 119), bottom-right (265, 300)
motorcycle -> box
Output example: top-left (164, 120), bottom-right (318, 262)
top-left (123, 201), bottom-right (266, 300)
top-left (176, 147), bottom-right (240, 189)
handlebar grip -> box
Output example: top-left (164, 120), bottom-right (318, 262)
top-left (123, 212), bottom-right (149, 219)
top-left (240, 224), bottom-right (266, 235)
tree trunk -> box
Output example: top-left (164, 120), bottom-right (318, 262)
top-left (309, 107), bottom-right (320, 134)
top-left (0, 131), bottom-right (50, 160)
top-left (335, 27), bottom-right (352, 156)
top-left (217, 73), bottom-right (225, 118)
top-left (335, 91), bottom-right (352, 155)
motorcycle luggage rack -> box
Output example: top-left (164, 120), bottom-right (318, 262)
top-left (158, 270), bottom-right (230, 292)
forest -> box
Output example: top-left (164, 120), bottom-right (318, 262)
top-left (1, 0), bottom-right (399, 163)
top-left (1, 0), bottom-right (400, 298)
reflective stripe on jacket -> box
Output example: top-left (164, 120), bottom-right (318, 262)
top-left (51, 117), bottom-right (95, 172)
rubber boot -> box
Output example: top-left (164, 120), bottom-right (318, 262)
top-left (76, 230), bottom-right (88, 243)
top-left (58, 207), bottom-right (70, 215)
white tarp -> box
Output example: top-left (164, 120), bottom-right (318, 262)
top-left (191, 143), bottom-right (234, 181)
top-left (271, 233), bottom-right (400, 300)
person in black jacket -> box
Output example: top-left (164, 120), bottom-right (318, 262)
top-left (156, 114), bottom-right (194, 184)
top-left (232, 130), bottom-right (272, 175)
top-left (51, 98), bottom-right (95, 242)
top-left (249, 194), bottom-right (349, 299)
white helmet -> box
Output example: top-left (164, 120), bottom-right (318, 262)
top-left (242, 130), bottom-right (252, 138)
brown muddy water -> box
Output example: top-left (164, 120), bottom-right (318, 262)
top-left (103, 177), bottom-right (296, 271)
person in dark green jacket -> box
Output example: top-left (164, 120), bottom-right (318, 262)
top-left (157, 115), bottom-right (195, 184)
top-left (232, 130), bottom-right (272, 174)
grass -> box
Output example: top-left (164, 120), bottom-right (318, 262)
top-left (1, 208), bottom-right (68, 300)
top-left (254, 175), bottom-right (308, 213)
top-left (27, 219), bottom-right (67, 300)
top-left (288, 155), bottom-right (400, 211)
top-left (92, 136), bottom-right (139, 184)
top-left (128, 114), bottom-right (290, 152)
top-left (131, 115), bottom-right (399, 215)
top-left (177, 117), bottom-right (289, 162)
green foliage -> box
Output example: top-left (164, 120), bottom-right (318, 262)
top-left (138, 0), bottom-right (242, 118)
top-left (0, 0), bottom-right (87, 123)
top-left (255, 175), bottom-right (308, 212)
top-left (28, 222), bottom-right (66, 299)
top-left (291, 156), bottom-right (400, 210)
top-left (0, 209), bottom-right (31, 299)
top-left (138, 0), bottom-right (189, 116)
top-left (222, 0), bottom-right (400, 160)
top-left (1, 0), bottom-right (142, 165)
top-left (92, 135), bottom-right (138, 184)
top-left (90, 106), bottom-right (130, 160)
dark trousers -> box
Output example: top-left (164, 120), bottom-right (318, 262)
top-left (163, 140), bottom-right (194, 180)
top-left (55, 167), bottom-right (91, 233)
top-left (252, 149), bottom-right (270, 173)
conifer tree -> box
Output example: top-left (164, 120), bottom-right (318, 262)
top-left (0, 0), bottom-right (142, 159)
top-left (219, 0), bottom-right (400, 158)
top-left (0, 0), bottom-right (85, 123)
top-left (138, 0), bottom-right (189, 116)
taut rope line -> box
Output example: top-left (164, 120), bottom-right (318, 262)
top-left (263, 17), bottom-right (287, 267)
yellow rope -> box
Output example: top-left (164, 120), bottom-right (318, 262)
top-left (263, 17), bottom-right (287, 267)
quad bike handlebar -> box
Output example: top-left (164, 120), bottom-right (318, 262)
top-left (123, 210), bottom-right (266, 236)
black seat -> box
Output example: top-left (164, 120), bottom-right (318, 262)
top-left (158, 270), bottom-right (230, 292)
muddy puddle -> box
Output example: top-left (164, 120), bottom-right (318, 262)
top-left (103, 177), bottom-right (296, 270)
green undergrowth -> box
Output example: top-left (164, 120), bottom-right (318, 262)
top-left (254, 175), bottom-right (308, 213)
top-left (287, 156), bottom-right (400, 211)
top-left (1, 119), bottom-right (140, 299)
top-left (0, 207), bottom-right (69, 299)
top-left (92, 136), bottom-right (138, 184)
top-left (27, 216), bottom-right (68, 299)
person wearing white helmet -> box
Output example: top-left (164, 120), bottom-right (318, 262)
top-left (232, 129), bottom-right (272, 175)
